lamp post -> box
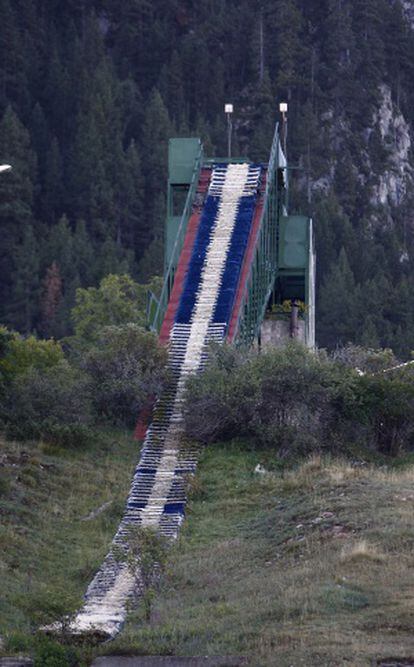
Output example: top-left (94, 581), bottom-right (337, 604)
top-left (279, 102), bottom-right (288, 156)
top-left (224, 103), bottom-right (233, 159)
top-left (0, 164), bottom-right (12, 173)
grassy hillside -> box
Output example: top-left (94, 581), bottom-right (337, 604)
top-left (0, 432), bottom-right (137, 658)
top-left (2, 435), bottom-right (414, 665)
top-left (102, 443), bottom-right (414, 666)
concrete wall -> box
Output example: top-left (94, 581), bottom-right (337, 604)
top-left (260, 317), bottom-right (305, 349)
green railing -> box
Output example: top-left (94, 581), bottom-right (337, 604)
top-left (234, 123), bottom-right (283, 346)
top-left (148, 143), bottom-right (204, 333)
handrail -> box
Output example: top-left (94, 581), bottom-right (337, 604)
top-left (146, 289), bottom-right (160, 326)
top-left (149, 142), bottom-right (204, 332)
top-left (233, 123), bottom-right (281, 345)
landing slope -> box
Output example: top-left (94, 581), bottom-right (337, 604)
top-left (107, 445), bottom-right (414, 666)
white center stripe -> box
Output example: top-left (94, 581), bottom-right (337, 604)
top-left (140, 164), bottom-right (249, 526)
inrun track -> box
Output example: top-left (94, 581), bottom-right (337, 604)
top-left (70, 163), bottom-right (263, 638)
top-left (68, 125), bottom-right (315, 639)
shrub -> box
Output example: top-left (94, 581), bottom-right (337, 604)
top-left (71, 274), bottom-right (147, 344)
top-left (81, 324), bottom-right (168, 427)
top-left (33, 636), bottom-right (78, 667)
top-left (353, 372), bottom-right (414, 456)
top-left (126, 526), bottom-right (168, 621)
top-left (2, 360), bottom-right (93, 447)
top-left (184, 343), bottom-right (354, 455)
top-left (184, 342), bottom-right (414, 458)
top-left (0, 326), bottom-right (64, 392)
top-left (332, 344), bottom-right (398, 374)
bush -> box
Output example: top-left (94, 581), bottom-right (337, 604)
top-left (126, 526), bottom-right (168, 621)
top-left (2, 360), bottom-right (93, 447)
top-left (71, 274), bottom-right (147, 344)
top-left (332, 344), bottom-right (398, 374)
top-left (353, 372), bottom-right (414, 456)
top-left (184, 343), bottom-right (354, 455)
top-left (184, 342), bottom-right (414, 458)
top-left (0, 326), bottom-right (64, 395)
top-left (81, 324), bottom-right (168, 427)
top-left (0, 320), bottom-right (167, 442)
top-left (33, 636), bottom-right (79, 667)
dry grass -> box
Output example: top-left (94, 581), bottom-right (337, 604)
top-left (325, 459), bottom-right (362, 484)
top-left (0, 431), bottom-right (137, 653)
top-left (3, 434), bottom-right (414, 665)
top-left (105, 444), bottom-right (414, 666)
top-left (340, 539), bottom-right (386, 563)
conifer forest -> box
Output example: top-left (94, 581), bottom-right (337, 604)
top-left (2, 0), bottom-right (414, 355)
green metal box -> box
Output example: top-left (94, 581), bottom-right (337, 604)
top-left (168, 138), bottom-right (201, 184)
top-left (278, 215), bottom-right (309, 269)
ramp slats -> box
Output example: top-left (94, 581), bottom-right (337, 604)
top-left (71, 163), bottom-right (262, 638)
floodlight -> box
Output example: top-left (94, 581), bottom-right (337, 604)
top-left (279, 102), bottom-right (288, 113)
top-left (224, 103), bottom-right (233, 114)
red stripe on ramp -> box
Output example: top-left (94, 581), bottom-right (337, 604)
top-left (133, 395), bottom-right (155, 440)
top-left (133, 168), bottom-right (211, 439)
top-left (159, 168), bottom-right (211, 345)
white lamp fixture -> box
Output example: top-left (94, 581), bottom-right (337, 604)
top-left (0, 164), bottom-right (12, 173)
top-left (224, 104), bottom-right (234, 158)
top-left (279, 103), bottom-right (288, 156)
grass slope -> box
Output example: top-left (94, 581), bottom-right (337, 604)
top-left (104, 443), bottom-right (414, 666)
top-left (0, 432), bottom-right (137, 654)
top-left (2, 435), bottom-right (414, 665)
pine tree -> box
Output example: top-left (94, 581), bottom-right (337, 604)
top-left (40, 261), bottom-right (63, 338)
top-left (0, 106), bottom-right (36, 325)
top-left (72, 220), bottom-right (95, 286)
top-left (180, 33), bottom-right (211, 125)
top-left (141, 88), bottom-right (172, 254)
top-left (94, 238), bottom-right (132, 282)
top-left (320, 0), bottom-right (356, 109)
top-left (7, 226), bottom-right (39, 332)
top-left (313, 191), bottom-right (354, 285)
top-left (42, 43), bottom-right (71, 141)
top-left (0, 106), bottom-right (35, 214)
top-left (113, 140), bottom-right (144, 257)
top-left (29, 103), bottom-right (48, 181)
top-left (118, 77), bottom-right (144, 147)
top-left (351, 0), bottom-right (386, 110)
top-left (66, 60), bottom-right (118, 239)
top-left (382, 1), bottom-right (411, 108)
top-left (269, 0), bottom-right (304, 101)
top-left (0, 0), bottom-right (29, 115)
top-left (318, 248), bottom-right (360, 348)
top-left (360, 315), bottom-right (380, 348)
top-left (42, 216), bottom-right (79, 332)
top-left (333, 148), bottom-right (358, 221)
top-left (250, 71), bottom-right (276, 162)
top-left (41, 136), bottom-right (64, 223)
top-left (359, 272), bottom-right (392, 347)
top-left (165, 51), bottom-right (185, 127)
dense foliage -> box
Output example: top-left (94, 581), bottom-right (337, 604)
top-left (184, 343), bottom-right (414, 457)
top-left (1, 1), bottom-right (414, 352)
top-left (81, 324), bottom-right (168, 427)
top-left (0, 275), bottom-right (167, 445)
